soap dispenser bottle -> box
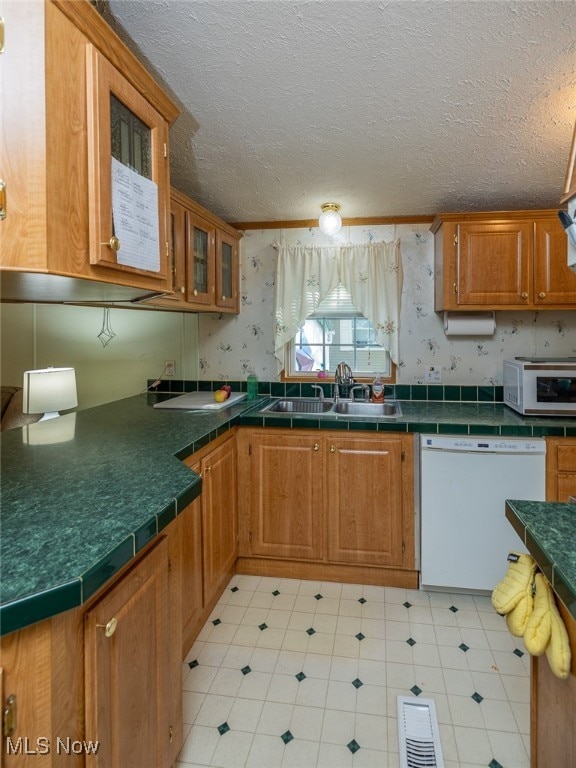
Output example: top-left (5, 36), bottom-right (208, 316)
top-left (247, 369), bottom-right (258, 400)
top-left (371, 375), bottom-right (384, 403)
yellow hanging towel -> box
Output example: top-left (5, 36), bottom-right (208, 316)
top-left (524, 573), bottom-right (571, 680)
top-left (491, 552), bottom-right (537, 637)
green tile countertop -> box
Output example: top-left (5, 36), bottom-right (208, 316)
top-left (0, 393), bottom-right (262, 637)
top-left (2, 392), bottom-right (575, 637)
top-left (506, 500), bottom-right (576, 621)
top-left (246, 398), bottom-right (576, 437)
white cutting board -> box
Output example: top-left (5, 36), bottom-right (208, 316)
top-left (153, 391), bottom-right (247, 410)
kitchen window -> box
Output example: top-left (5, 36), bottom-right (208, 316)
top-left (274, 240), bottom-right (401, 380)
top-left (288, 284), bottom-right (391, 378)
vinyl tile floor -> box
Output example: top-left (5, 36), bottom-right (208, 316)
top-left (176, 576), bottom-right (530, 768)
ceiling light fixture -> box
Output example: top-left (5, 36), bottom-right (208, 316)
top-left (319, 203), bottom-right (342, 235)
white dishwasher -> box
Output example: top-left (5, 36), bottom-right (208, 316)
top-left (420, 434), bottom-right (546, 592)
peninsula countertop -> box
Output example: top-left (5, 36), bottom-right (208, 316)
top-left (0, 393), bottom-right (260, 635)
top-left (506, 499), bottom-right (576, 620)
top-left (2, 389), bottom-right (575, 636)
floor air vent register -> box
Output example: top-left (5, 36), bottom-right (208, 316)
top-left (397, 695), bottom-right (444, 768)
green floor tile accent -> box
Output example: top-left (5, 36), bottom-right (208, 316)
top-left (471, 692), bottom-right (484, 703)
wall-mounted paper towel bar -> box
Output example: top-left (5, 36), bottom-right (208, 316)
top-left (443, 311), bottom-right (496, 337)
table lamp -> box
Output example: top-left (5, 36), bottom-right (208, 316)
top-left (22, 367), bottom-right (78, 421)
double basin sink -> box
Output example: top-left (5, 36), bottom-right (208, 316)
top-left (261, 398), bottom-right (402, 419)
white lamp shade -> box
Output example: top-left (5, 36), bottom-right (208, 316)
top-left (23, 367), bottom-right (78, 415)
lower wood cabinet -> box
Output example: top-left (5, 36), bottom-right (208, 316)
top-left (246, 431), bottom-right (324, 560)
top-left (84, 537), bottom-right (180, 768)
top-left (184, 433), bottom-right (238, 610)
top-left (173, 482), bottom-right (204, 658)
top-left (326, 435), bottom-right (408, 567)
top-left (0, 609), bottom-right (84, 767)
top-left (0, 536), bottom-right (181, 768)
top-left (546, 437), bottom-right (576, 501)
top-left (531, 598), bottom-right (576, 768)
top-left (237, 429), bottom-right (417, 587)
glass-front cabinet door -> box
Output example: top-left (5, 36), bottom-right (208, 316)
top-left (186, 212), bottom-right (215, 305)
top-left (167, 199), bottom-right (187, 302)
top-left (216, 230), bottom-right (239, 311)
top-left (86, 44), bottom-right (170, 287)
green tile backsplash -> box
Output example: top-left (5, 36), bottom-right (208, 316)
top-left (147, 379), bottom-right (506, 403)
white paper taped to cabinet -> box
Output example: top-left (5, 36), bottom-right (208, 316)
top-left (443, 311), bottom-right (496, 337)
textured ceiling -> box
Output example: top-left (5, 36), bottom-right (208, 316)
top-left (105, 0), bottom-right (576, 224)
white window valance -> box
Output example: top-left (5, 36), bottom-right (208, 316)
top-left (274, 239), bottom-right (402, 369)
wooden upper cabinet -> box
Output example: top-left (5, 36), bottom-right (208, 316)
top-left (433, 210), bottom-right (576, 311)
top-left (86, 45), bottom-right (170, 284)
top-left (534, 217), bottom-right (576, 305)
top-left (151, 187), bottom-right (241, 313)
top-left (187, 212), bottom-right (217, 306)
top-left (0, 0), bottom-right (179, 302)
top-left (169, 198), bottom-right (188, 300)
top-left (216, 230), bottom-right (240, 310)
top-left (456, 220), bottom-right (532, 306)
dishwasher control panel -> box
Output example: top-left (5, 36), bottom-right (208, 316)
top-left (421, 435), bottom-right (546, 454)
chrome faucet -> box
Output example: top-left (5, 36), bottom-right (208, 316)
top-left (335, 361), bottom-right (353, 384)
top-left (334, 361), bottom-right (354, 401)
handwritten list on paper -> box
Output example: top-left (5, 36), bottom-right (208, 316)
top-left (111, 157), bottom-right (161, 273)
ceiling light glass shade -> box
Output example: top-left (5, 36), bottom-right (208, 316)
top-left (23, 367), bottom-right (78, 420)
top-left (319, 203), bottom-right (342, 235)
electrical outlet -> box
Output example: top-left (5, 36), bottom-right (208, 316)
top-left (165, 360), bottom-right (175, 377)
top-left (424, 365), bottom-right (442, 383)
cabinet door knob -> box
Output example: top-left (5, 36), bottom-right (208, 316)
top-left (521, 291), bottom-right (528, 299)
top-left (102, 236), bottom-right (121, 252)
top-left (330, 445), bottom-right (336, 453)
top-left (97, 617), bottom-right (118, 637)
top-left (180, 286), bottom-right (186, 294)
top-left (538, 291), bottom-right (546, 299)
top-left (313, 443), bottom-right (319, 451)
top-left (193, 289), bottom-right (198, 296)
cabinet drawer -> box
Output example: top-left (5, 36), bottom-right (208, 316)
top-left (557, 445), bottom-right (576, 472)
top-left (557, 474), bottom-right (576, 503)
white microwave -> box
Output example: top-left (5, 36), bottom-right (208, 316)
top-left (503, 358), bottom-right (576, 416)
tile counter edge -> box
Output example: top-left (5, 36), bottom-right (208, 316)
top-left (506, 500), bottom-right (576, 621)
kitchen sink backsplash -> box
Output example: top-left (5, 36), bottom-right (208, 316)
top-left (147, 378), bottom-right (504, 403)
